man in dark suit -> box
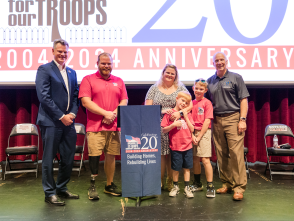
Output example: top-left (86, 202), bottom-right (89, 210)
top-left (35, 39), bottom-right (80, 206)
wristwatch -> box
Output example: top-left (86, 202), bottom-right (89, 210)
top-left (240, 117), bottom-right (246, 122)
top-left (179, 111), bottom-right (184, 117)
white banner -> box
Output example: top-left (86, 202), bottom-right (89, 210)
top-left (0, 0), bottom-right (293, 85)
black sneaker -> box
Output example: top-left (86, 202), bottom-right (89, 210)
top-left (190, 181), bottom-right (203, 192)
top-left (88, 180), bottom-right (99, 200)
top-left (104, 182), bottom-right (122, 196)
top-left (206, 183), bottom-right (215, 198)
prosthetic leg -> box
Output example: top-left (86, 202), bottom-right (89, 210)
top-left (88, 156), bottom-right (100, 200)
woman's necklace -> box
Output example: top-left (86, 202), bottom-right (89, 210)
top-left (163, 84), bottom-right (173, 90)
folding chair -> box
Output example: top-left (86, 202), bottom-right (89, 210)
top-left (73, 123), bottom-right (87, 177)
top-left (53, 123), bottom-right (86, 177)
top-left (215, 147), bottom-right (250, 179)
top-left (264, 123), bottom-right (294, 180)
top-left (244, 147), bottom-right (250, 179)
top-left (4, 123), bottom-right (39, 180)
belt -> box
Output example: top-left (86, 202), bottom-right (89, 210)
top-left (214, 111), bottom-right (238, 117)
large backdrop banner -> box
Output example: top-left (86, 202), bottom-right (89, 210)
top-left (120, 105), bottom-right (161, 197)
top-left (1, 0), bottom-right (294, 85)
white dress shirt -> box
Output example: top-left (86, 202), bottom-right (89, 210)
top-left (53, 60), bottom-right (76, 120)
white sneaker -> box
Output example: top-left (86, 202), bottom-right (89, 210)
top-left (169, 184), bottom-right (180, 197)
top-left (184, 186), bottom-right (194, 198)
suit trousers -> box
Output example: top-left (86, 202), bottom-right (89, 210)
top-left (212, 112), bottom-right (247, 193)
top-left (40, 124), bottom-right (77, 197)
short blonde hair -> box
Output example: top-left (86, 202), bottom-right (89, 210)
top-left (194, 78), bottom-right (208, 89)
top-left (157, 64), bottom-right (183, 88)
top-left (177, 91), bottom-right (192, 103)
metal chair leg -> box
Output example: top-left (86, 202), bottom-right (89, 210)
top-left (264, 162), bottom-right (268, 175)
top-left (78, 154), bottom-right (83, 177)
top-left (7, 157), bottom-right (12, 171)
top-left (4, 156), bottom-right (8, 180)
top-left (244, 154), bottom-right (250, 179)
top-left (36, 156), bottom-right (39, 178)
top-left (267, 157), bottom-right (273, 181)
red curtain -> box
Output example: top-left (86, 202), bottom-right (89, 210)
top-left (0, 87), bottom-right (294, 163)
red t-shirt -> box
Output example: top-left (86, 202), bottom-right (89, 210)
top-left (78, 71), bottom-right (128, 132)
top-left (161, 110), bottom-right (194, 151)
top-left (191, 97), bottom-right (213, 130)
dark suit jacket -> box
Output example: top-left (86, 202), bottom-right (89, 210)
top-left (35, 61), bottom-right (79, 127)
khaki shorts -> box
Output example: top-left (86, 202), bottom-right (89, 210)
top-left (193, 129), bottom-right (212, 157)
top-left (87, 131), bottom-right (121, 156)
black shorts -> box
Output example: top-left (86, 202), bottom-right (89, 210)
top-left (171, 148), bottom-right (193, 171)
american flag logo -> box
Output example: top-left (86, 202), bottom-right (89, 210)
top-left (125, 135), bottom-right (141, 144)
top-left (113, 83), bottom-right (118, 86)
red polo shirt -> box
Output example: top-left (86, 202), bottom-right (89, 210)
top-left (161, 109), bottom-right (194, 152)
top-left (191, 98), bottom-right (213, 130)
top-left (78, 71), bottom-right (128, 132)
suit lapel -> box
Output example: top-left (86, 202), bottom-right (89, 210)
top-left (66, 67), bottom-right (72, 95)
top-left (51, 61), bottom-right (67, 91)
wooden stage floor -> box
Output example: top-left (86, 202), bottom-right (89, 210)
top-left (0, 162), bottom-right (294, 221)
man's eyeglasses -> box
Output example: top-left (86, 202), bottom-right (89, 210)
top-left (195, 79), bottom-right (206, 83)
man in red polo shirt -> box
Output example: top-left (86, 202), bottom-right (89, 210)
top-left (79, 52), bottom-right (128, 200)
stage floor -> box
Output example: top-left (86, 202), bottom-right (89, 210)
top-left (0, 162), bottom-right (294, 221)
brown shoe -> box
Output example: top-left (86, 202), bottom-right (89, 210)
top-left (233, 192), bottom-right (244, 201)
top-left (216, 187), bottom-right (232, 194)
top-left (166, 177), bottom-right (173, 192)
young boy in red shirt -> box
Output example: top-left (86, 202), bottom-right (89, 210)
top-left (190, 78), bottom-right (215, 198)
top-left (161, 91), bottom-right (195, 198)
